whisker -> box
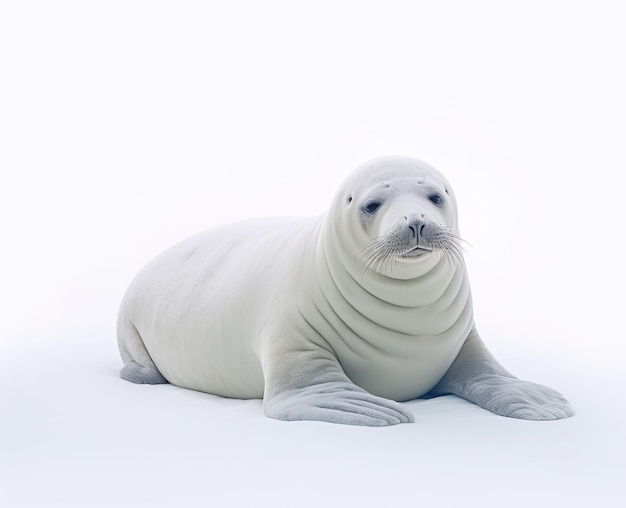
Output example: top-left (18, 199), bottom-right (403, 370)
top-left (353, 225), bottom-right (468, 275)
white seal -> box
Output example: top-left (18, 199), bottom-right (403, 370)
top-left (117, 156), bottom-right (573, 425)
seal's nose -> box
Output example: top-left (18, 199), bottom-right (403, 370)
top-left (405, 215), bottom-right (426, 240)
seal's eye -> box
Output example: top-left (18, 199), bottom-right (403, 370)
top-left (429, 194), bottom-right (443, 205)
top-left (363, 201), bottom-right (381, 214)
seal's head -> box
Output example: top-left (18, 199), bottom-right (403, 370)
top-left (327, 156), bottom-right (464, 278)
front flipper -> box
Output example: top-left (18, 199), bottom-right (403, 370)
top-left (429, 328), bottom-right (574, 420)
top-left (261, 325), bottom-right (413, 426)
top-left (266, 380), bottom-right (414, 426)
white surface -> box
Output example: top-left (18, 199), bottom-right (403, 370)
top-left (1, 2), bottom-right (625, 507)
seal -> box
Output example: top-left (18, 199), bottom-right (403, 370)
top-left (117, 156), bottom-right (574, 425)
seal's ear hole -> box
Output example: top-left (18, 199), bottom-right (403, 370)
top-left (445, 188), bottom-right (449, 195)
top-left (347, 196), bottom-right (353, 205)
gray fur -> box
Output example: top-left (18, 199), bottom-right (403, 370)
top-left (117, 314), bottom-right (168, 385)
top-left (429, 329), bottom-right (574, 420)
top-left (120, 361), bottom-right (168, 385)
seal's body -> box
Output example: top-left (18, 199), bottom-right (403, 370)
top-left (118, 156), bottom-right (573, 425)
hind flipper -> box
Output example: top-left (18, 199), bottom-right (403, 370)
top-left (117, 318), bottom-right (168, 385)
top-left (120, 360), bottom-right (168, 384)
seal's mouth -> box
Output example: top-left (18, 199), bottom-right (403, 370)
top-left (402, 246), bottom-right (431, 257)
top-left (358, 227), bottom-right (465, 274)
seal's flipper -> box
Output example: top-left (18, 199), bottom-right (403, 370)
top-left (117, 318), bottom-right (168, 385)
top-left (120, 360), bottom-right (168, 385)
top-left (429, 328), bottom-right (574, 420)
top-left (261, 328), bottom-right (414, 426)
top-left (265, 383), bottom-right (414, 426)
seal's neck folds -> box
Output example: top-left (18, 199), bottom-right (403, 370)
top-left (319, 216), bottom-right (470, 336)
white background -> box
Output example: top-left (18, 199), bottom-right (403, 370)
top-left (1, 1), bottom-right (624, 507)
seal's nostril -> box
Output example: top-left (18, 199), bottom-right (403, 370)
top-left (419, 224), bottom-right (425, 237)
top-left (408, 225), bottom-right (416, 238)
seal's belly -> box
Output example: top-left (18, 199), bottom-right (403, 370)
top-left (124, 218), bottom-right (320, 399)
top-left (141, 317), bottom-right (266, 399)
top-left (131, 287), bottom-right (266, 398)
